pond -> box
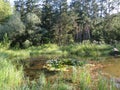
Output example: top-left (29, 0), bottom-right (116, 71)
top-left (24, 57), bottom-right (84, 80)
top-left (100, 57), bottom-right (120, 78)
top-left (24, 56), bottom-right (120, 80)
top-left (23, 56), bottom-right (120, 89)
top-left (99, 57), bottom-right (120, 89)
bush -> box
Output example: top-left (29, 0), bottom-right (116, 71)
top-left (23, 40), bottom-right (32, 48)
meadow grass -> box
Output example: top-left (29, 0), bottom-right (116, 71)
top-left (28, 42), bottom-right (112, 60)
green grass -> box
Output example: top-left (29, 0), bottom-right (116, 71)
top-left (28, 43), bottom-right (112, 60)
top-left (97, 76), bottom-right (116, 90)
top-left (0, 42), bottom-right (119, 90)
top-left (0, 57), bottom-right (23, 89)
top-left (79, 70), bottom-right (91, 90)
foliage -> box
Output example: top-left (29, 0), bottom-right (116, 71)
top-left (104, 14), bottom-right (120, 43)
top-left (0, 0), bottom-right (12, 22)
top-left (25, 13), bottom-right (41, 25)
top-left (8, 12), bottom-right (42, 48)
top-left (46, 58), bottom-right (85, 69)
top-left (1, 33), bottom-right (10, 48)
top-left (14, 0), bottom-right (41, 20)
top-left (0, 12), bottom-right (25, 41)
top-left (53, 11), bottom-right (74, 44)
top-left (0, 0), bottom-right (120, 46)
top-left (23, 40), bottom-right (32, 48)
top-left (25, 13), bottom-right (42, 46)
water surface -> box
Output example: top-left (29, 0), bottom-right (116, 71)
top-left (101, 57), bottom-right (120, 78)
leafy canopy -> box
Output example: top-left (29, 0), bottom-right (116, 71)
top-left (0, 0), bottom-right (12, 22)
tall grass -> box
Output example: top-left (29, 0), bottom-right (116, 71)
top-left (97, 76), bottom-right (108, 90)
top-left (0, 40), bottom-right (115, 60)
top-left (0, 58), bottom-right (116, 90)
top-left (79, 70), bottom-right (91, 90)
top-left (61, 42), bottom-right (112, 59)
top-left (27, 42), bottom-right (113, 61)
top-left (97, 76), bottom-right (116, 90)
top-left (0, 57), bottom-right (23, 89)
top-left (54, 82), bottom-right (72, 90)
top-left (0, 42), bottom-right (118, 90)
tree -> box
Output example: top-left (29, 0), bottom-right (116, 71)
top-left (1, 0), bottom-right (120, 46)
top-left (103, 13), bottom-right (120, 43)
top-left (70, 0), bottom-right (92, 42)
top-left (25, 13), bottom-right (42, 45)
top-left (14, 0), bottom-right (41, 20)
top-left (0, 0), bottom-right (12, 22)
top-left (14, 0), bottom-right (43, 47)
top-left (41, 0), bottom-right (54, 43)
top-left (51, 0), bottom-right (74, 44)
top-left (0, 12), bottom-right (25, 42)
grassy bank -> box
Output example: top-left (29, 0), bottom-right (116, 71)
top-left (29, 42), bottom-right (112, 59)
top-left (0, 42), bottom-right (118, 90)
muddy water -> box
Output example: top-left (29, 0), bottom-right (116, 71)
top-left (99, 57), bottom-right (120, 89)
top-left (24, 56), bottom-right (120, 81)
top-left (24, 57), bottom-right (58, 80)
top-left (100, 57), bottom-right (120, 78)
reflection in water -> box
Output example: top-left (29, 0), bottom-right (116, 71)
top-left (100, 57), bottom-right (120, 89)
top-left (24, 56), bottom-right (120, 89)
top-left (101, 58), bottom-right (120, 78)
top-left (24, 57), bottom-right (59, 80)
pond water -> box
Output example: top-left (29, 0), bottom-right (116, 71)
top-left (100, 57), bottom-right (120, 78)
top-left (24, 57), bottom-right (59, 80)
top-left (99, 57), bottom-right (120, 89)
top-left (22, 56), bottom-right (120, 90)
top-left (24, 57), bottom-right (120, 89)
top-left (24, 56), bottom-right (120, 82)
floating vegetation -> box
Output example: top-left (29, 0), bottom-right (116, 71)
top-left (43, 58), bottom-right (86, 71)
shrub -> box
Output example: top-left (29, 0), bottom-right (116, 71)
top-left (23, 40), bottom-right (32, 48)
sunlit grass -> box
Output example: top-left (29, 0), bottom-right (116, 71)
top-left (0, 57), bottom-right (23, 89)
top-left (0, 42), bottom-right (119, 90)
top-left (79, 69), bottom-right (92, 90)
top-left (28, 43), bottom-right (112, 60)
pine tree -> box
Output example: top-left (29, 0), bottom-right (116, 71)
top-left (41, 0), bottom-right (54, 43)
top-left (52, 0), bottom-right (74, 44)
top-left (14, 0), bottom-right (41, 20)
